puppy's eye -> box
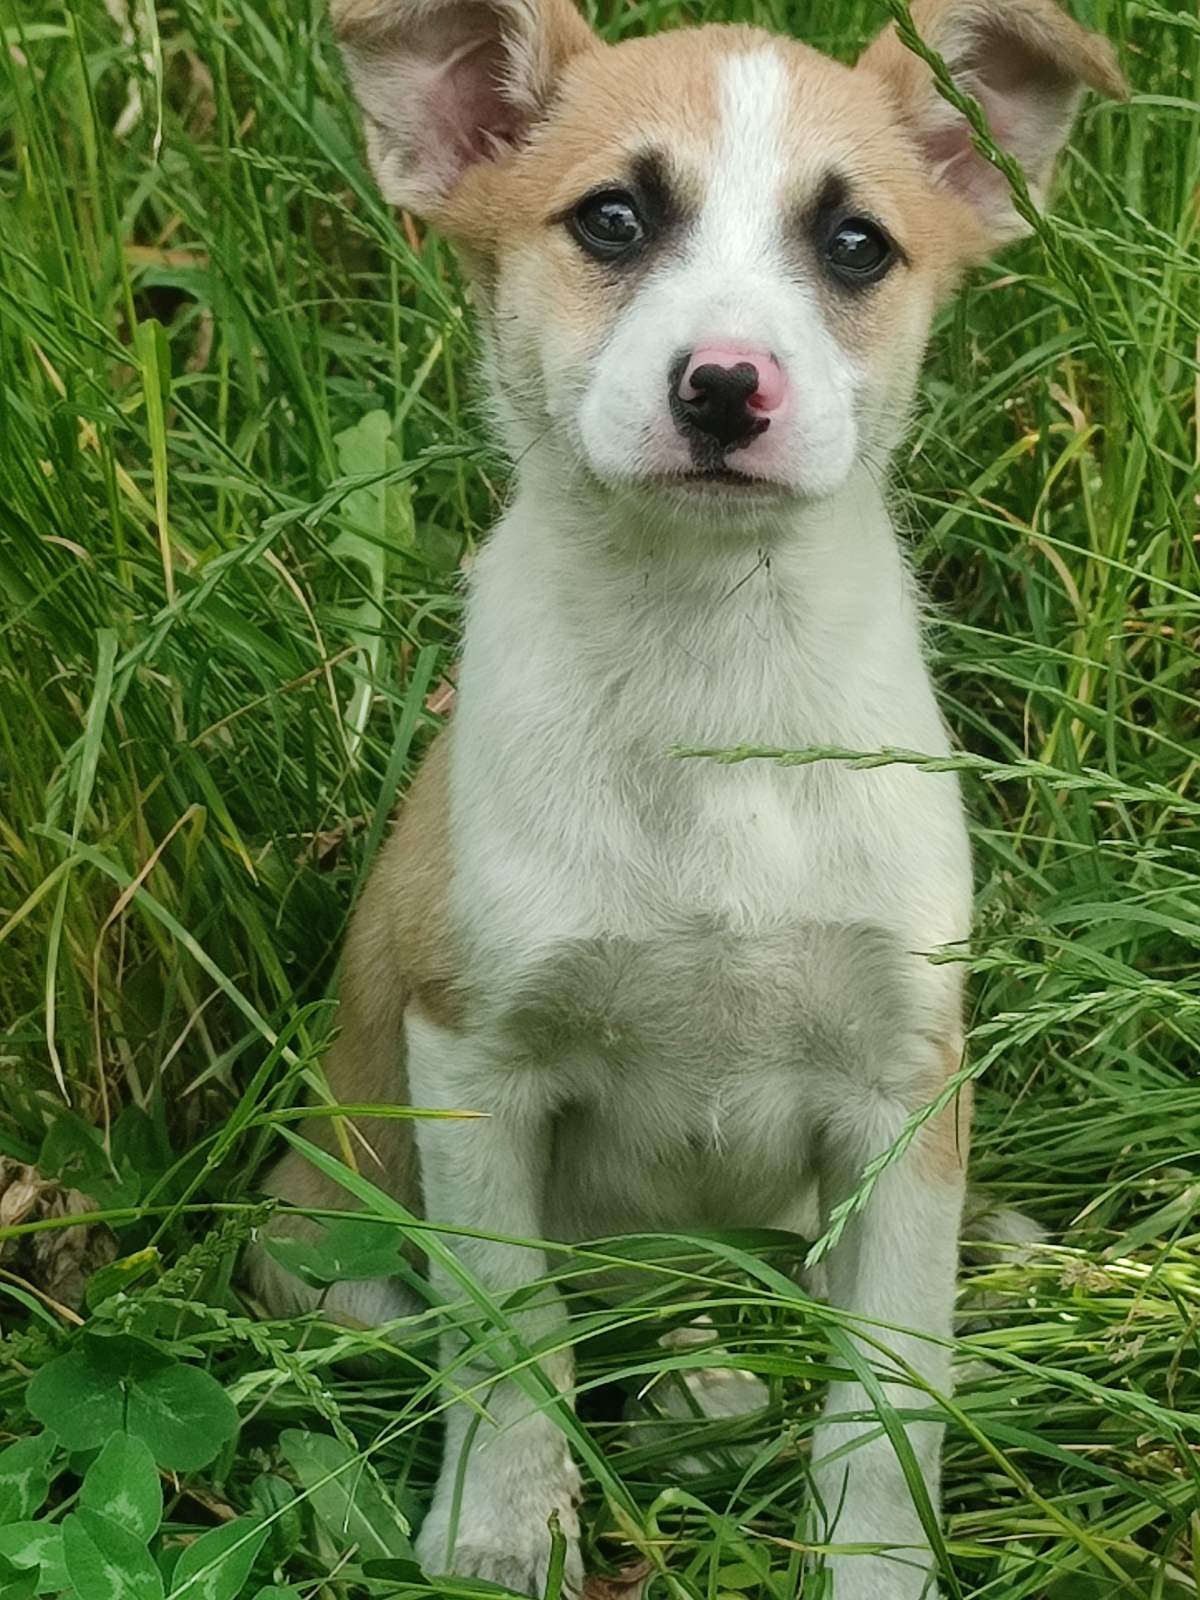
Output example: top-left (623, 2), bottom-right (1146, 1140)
top-left (825, 217), bottom-right (895, 285)
top-left (569, 191), bottom-right (646, 259)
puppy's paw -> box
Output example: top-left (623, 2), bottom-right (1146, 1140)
top-left (416, 1485), bottom-right (583, 1597)
top-left (418, 1536), bottom-right (584, 1597)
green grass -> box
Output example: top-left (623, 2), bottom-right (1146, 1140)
top-left (0, 0), bottom-right (1198, 1594)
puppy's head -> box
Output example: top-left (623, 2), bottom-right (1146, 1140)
top-left (336, 0), bottom-right (1123, 518)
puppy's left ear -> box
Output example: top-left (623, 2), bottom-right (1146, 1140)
top-left (857, 0), bottom-right (1126, 247)
top-left (332, 0), bottom-right (597, 224)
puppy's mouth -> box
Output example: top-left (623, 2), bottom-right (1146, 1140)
top-left (655, 466), bottom-right (788, 496)
top-left (579, 456), bottom-right (797, 512)
top-left (684, 466), bottom-right (773, 487)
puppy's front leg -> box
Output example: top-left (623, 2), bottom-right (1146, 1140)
top-left (812, 1080), bottom-right (969, 1600)
top-left (406, 1011), bottom-right (582, 1598)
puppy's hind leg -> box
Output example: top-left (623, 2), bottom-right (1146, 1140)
top-left (245, 860), bottom-right (425, 1332)
top-left (245, 1047), bottom-right (425, 1332)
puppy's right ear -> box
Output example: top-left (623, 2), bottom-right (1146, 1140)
top-left (333, 0), bottom-right (597, 221)
top-left (857, 0), bottom-right (1125, 248)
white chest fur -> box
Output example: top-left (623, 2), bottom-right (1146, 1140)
top-left (434, 471), bottom-right (973, 1233)
top-left (450, 469), bottom-right (972, 964)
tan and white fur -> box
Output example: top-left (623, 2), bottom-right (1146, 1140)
top-left (248, 3), bottom-right (1124, 1595)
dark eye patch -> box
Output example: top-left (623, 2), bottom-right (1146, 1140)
top-left (553, 148), bottom-right (691, 270)
top-left (628, 150), bottom-right (684, 235)
top-left (800, 171), bottom-right (907, 289)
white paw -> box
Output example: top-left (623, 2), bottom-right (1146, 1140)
top-left (416, 1482), bottom-right (583, 1597)
top-left (416, 1534), bottom-right (583, 1596)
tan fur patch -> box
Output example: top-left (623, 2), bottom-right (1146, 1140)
top-left (916, 1038), bottom-right (973, 1183)
top-left (443, 25), bottom-right (729, 244)
top-left (263, 731), bottom-right (460, 1227)
top-left (527, 0), bottom-right (601, 105)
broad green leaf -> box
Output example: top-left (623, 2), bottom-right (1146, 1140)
top-left (0, 1524), bottom-right (69, 1591)
top-left (28, 1338), bottom-right (236, 1470)
top-left (332, 409), bottom-right (406, 556)
top-left (168, 1518), bottom-right (267, 1600)
top-left (124, 1361), bottom-right (239, 1472)
top-left (37, 1110), bottom-right (140, 1210)
top-left (716, 1560), bottom-right (768, 1589)
top-left (81, 1435), bottom-right (162, 1541)
top-left (156, 1542), bottom-right (181, 1591)
top-left (0, 1434), bottom-right (57, 1524)
top-left (249, 1590), bottom-right (301, 1600)
top-left (109, 1106), bottom-right (170, 1180)
top-left (27, 1351), bottom-right (124, 1453)
top-left (329, 409), bottom-right (407, 748)
top-left (63, 1509), bottom-right (163, 1600)
top-left (278, 1430), bottom-right (411, 1560)
top-left (248, 1476), bottom-right (300, 1564)
top-left (360, 1558), bottom-right (426, 1584)
top-left (79, 1334), bottom-right (174, 1383)
top-left (261, 1218), bottom-right (404, 1287)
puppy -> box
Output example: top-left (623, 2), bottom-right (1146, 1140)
top-left (249, 2), bottom-right (1124, 1594)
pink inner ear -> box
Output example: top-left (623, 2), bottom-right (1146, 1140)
top-left (917, 80), bottom-right (1029, 216)
top-left (922, 116), bottom-right (973, 172)
top-left (427, 33), bottom-right (524, 175)
top-left (921, 76), bottom-right (1018, 166)
top-left (916, 24), bottom-right (1076, 213)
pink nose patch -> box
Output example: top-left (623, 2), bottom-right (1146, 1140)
top-left (679, 346), bottom-right (787, 413)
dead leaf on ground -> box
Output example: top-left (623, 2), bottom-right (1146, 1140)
top-left (583, 1560), bottom-right (653, 1599)
top-left (0, 1158), bottom-right (116, 1311)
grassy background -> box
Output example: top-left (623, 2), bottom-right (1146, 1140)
top-left (0, 0), bottom-right (1198, 1594)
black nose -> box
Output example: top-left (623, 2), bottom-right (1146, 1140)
top-left (670, 359), bottom-right (768, 452)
